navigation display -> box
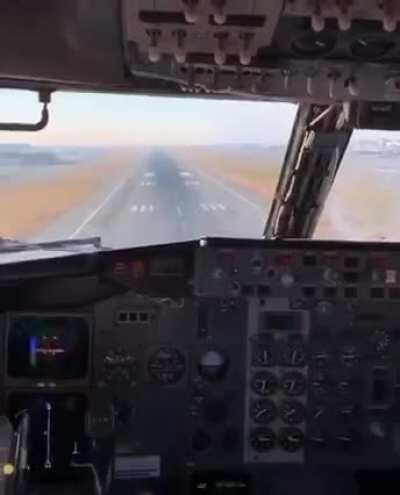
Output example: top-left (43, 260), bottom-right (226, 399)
top-left (7, 314), bottom-right (90, 380)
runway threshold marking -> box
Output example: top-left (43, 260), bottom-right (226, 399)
top-left (131, 204), bottom-right (155, 213)
top-left (195, 168), bottom-right (265, 221)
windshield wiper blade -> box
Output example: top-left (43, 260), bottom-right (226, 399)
top-left (0, 237), bottom-right (103, 254)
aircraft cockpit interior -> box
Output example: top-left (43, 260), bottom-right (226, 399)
top-left (1, 2), bottom-right (400, 495)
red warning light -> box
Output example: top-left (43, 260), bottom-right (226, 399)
top-left (130, 260), bottom-right (146, 278)
top-left (275, 254), bottom-right (293, 266)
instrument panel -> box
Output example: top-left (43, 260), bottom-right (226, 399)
top-left (195, 239), bottom-right (400, 470)
top-left (2, 238), bottom-right (400, 493)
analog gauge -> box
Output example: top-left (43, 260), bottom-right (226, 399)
top-left (279, 400), bottom-right (305, 425)
top-left (336, 403), bottom-right (358, 419)
top-left (250, 427), bottom-right (276, 452)
top-left (335, 428), bottom-right (360, 451)
top-left (250, 399), bottom-right (277, 424)
top-left (148, 347), bottom-right (186, 385)
top-left (281, 371), bottom-right (307, 396)
top-left (251, 371), bottom-right (278, 396)
top-left (307, 428), bottom-right (328, 449)
top-left (372, 330), bottom-right (391, 354)
top-left (336, 375), bottom-right (359, 397)
top-left (311, 348), bottom-right (332, 369)
top-left (309, 404), bottom-right (328, 423)
top-left (310, 372), bottom-right (331, 396)
top-left (251, 342), bottom-right (274, 367)
top-left (198, 350), bottom-right (228, 381)
top-left (281, 343), bottom-right (306, 367)
top-left (102, 350), bottom-right (137, 386)
top-left (340, 345), bottom-right (361, 368)
top-left (278, 427), bottom-right (305, 452)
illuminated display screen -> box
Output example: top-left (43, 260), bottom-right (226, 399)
top-left (7, 315), bottom-right (89, 380)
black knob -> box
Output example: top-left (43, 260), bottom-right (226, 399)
top-left (192, 430), bottom-right (212, 452)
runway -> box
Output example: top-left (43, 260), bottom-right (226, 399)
top-left (34, 149), bottom-right (268, 249)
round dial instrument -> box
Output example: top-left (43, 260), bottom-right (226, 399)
top-left (279, 427), bottom-right (305, 452)
top-left (148, 347), bottom-right (186, 385)
top-left (102, 350), bottom-right (137, 386)
top-left (311, 347), bottom-right (332, 369)
top-left (281, 371), bottom-right (306, 396)
top-left (340, 344), bottom-right (361, 368)
top-left (251, 371), bottom-right (278, 396)
top-left (252, 342), bottom-right (274, 367)
top-left (310, 372), bottom-right (331, 396)
top-left (250, 399), bottom-right (277, 424)
top-left (250, 427), bottom-right (276, 452)
top-left (335, 428), bottom-right (361, 451)
top-left (308, 427), bottom-right (328, 449)
top-left (281, 343), bottom-right (306, 367)
top-left (279, 400), bottom-right (305, 425)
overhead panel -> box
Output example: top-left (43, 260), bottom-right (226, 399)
top-left (123, 0), bottom-right (285, 94)
top-left (122, 0), bottom-right (400, 103)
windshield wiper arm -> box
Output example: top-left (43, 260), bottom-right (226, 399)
top-left (0, 237), bottom-right (103, 254)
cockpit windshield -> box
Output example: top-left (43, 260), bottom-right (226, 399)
top-left (316, 129), bottom-right (400, 242)
top-left (0, 91), bottom-right (295, 249)
top-left (2, 90), bottom-right (399, 249)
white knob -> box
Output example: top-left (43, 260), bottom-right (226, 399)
top-left (281, 273), bottom-right (295, 288)
top-left (240, 50), bottom-right (252, 66)
top-left (148, 46), bottom-right (161, 63)
top-left (214, 12), bottom-right (226, 25)
top-left (312, 13), bottom-right (325, 32)
top-left (338, 11), bottom-right (352, 30)
top-left (175, 49), bottom-right (187, 63)
top-left (214, 49), bottom-right (226, 65)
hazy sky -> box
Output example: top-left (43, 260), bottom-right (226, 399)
top-left (0, 89), bottom-right (395, 146)
top-left (0, 90), bottom-right (298, 146)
